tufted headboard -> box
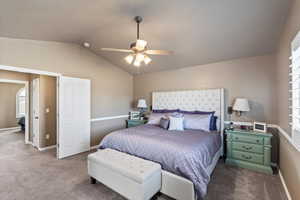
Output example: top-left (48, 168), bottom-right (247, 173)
top-left (152, 88), bottom-right (225, 154)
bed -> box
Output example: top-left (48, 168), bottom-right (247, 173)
top-left (99, 89), bottom-right (225, 200)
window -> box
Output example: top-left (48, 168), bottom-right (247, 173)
top-left (290, 31), bottom-right (300, 149)
top-left (16, 87), bottom-right (26, 118)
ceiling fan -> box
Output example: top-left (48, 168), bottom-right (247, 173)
top-left (101, 16), bottom-right (173, 67)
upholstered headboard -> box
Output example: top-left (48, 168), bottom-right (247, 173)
top-left (152, 88), bottom-right (225, 154)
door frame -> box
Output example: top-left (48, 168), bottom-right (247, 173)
top-left (0, 78), bottom-right (29, 144)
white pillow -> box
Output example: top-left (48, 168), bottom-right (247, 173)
top-left (168, 116), bottom-right (184, 131)
top-left (184, 114), bottom-right (211, 131)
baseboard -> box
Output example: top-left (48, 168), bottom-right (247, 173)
top-left (90, 145), bottom-right (99, 150)
top-left (38, 145), bottom-right (56, 151)
top-left (0, 126), bottom-right (21, 132)
top-left (279, 170), bottom-right (292, 200)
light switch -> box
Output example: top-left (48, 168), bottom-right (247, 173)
top-left (46, 108), bottom-right (50, 113)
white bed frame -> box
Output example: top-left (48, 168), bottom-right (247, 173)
top-left (152, 88), bottom-right (225, 200)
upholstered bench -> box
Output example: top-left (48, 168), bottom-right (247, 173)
top-left (88, 148), bottom-right (162, 200)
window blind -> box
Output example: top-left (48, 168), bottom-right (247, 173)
top-left (290, 31), bottom-right (300, 149)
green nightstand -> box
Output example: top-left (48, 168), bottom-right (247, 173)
top-left (225, 129), bottom-right (273, 174)
top-left (126, 119), bottom-right (147, 128)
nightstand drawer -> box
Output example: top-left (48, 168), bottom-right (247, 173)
top-left (232, 134), bottom-right (263, 145)
top-left (232, 142), bottom-right (264, 154)
top-left (232, 150), bottom-right (264, 164)
top-left (126, 120), bottom-right (147, 128)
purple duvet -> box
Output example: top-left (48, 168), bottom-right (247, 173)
top-left (99, 124), bottom-right (221, 199)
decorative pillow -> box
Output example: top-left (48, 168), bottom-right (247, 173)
top-left (168, 116), bottom-right (184, 131)
top-left (147, 113), bottom-right (168, 125)
top-left (183, 114), bottom-right (212, 131)
top-left (179, 110), bottom-right (217, 131)
top-left (153, 109), bottom-right (179, 113)
top-left (159, 118), bottom-right (170, 129)
top-left (210, 116), bottom-right (218, 131)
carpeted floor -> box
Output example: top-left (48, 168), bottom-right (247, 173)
top-left (0, 130), bottom-right (288, 200)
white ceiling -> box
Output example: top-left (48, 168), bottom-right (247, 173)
top-left (0, 0), bottom-right (291, 74)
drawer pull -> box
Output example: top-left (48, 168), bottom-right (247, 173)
top-left (256, 140), bottom-right (260, 143)
top-left (241, 155), bottom-right (252, 160)
top-left (235, 137), bottom-right (239, 140)
top-left (242, 146), bottom-right (253, 150)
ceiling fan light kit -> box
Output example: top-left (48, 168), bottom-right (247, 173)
top-left (124, 54), bottom-right (134, 64)
top-left (101, 16), bottom-right (173, 68)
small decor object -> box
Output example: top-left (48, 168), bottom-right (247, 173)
top-left (137, 99), bottom-right (147, 119)
top-left (233, 98), bottom-right (250, 116)
top-left (130, 111), bottom-right (140, 120)
top-left (253, 122), bottom-right (267, 133)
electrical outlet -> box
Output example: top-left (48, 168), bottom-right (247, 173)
top-left (46, 108), bottom-right (50, 113)
top-left (46, 134), bottom-right (50, 140)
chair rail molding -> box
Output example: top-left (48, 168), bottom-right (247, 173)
top-left (91, 115), bottom-right (129, 122)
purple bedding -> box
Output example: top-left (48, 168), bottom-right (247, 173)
top-left (99, 124), bottom-right (221, 199)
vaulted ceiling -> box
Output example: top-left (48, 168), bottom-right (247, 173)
top-left (0, 0), bottom-right (291, 74)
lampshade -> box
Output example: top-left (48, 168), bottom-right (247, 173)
top-left (233, 98), bottom-right (250, 112)
top-left (137, 99), bottom-right (147, 108)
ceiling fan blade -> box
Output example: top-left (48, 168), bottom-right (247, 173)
top-left (145, 50), bottom-right (173, 55)
top-left (101, 48), bottom-right (134, 53)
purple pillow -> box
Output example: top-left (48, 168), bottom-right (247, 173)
top-left (147, 113), bottom-right (168, 125)
top-left (153, 109), bottom-right (179, 113)
top-left (183, 114), bottom-right (211, 131)
top-left (179, 110), bottom-right (217, 131)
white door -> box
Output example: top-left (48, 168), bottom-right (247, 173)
top-left (32, 78), bottom-right (40, 148)
top-left (57, 76), bottom-right (91, 159)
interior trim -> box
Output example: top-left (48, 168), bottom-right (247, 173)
top-left (279, 170), bottom-right (292, 200)
top-left (91, 115), bottom-right (129, 122)
top-left (0, 126), bottom-right (21, 132)
top-left (268, 124), bottom-right (300, 152)
top-left (90, 145), bottom-right (99, 150)
top-left (38, 145), bottom-right (56, 151)
top-left (0, 64), bottom-right (61, 77)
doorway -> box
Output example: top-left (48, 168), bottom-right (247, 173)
top-left (0, 79), bottom-right (29, 144)
top-left (0, 65), bottom-right (91, 159)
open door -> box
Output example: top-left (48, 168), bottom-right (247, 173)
top-left (57, 76), bottom-right (91, 159)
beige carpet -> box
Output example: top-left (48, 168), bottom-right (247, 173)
top-left (0, 130), bottom-right (288, 200)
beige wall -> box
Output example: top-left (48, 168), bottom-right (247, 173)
top-left (134, 55), bottom-right (277, 123)
top-left (0, 83), bottom-right (25, 129)
top-left (38, 75), bottom-right (57, 147)
top-left (0, 69), bottom-right (30, 81)
top-left (0, 37), bottom-right (133, 146)
top-left (275, 0), bottom-right (300, 199)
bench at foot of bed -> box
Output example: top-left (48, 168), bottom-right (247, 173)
top-left (88, 148), bottom-right (161, 200)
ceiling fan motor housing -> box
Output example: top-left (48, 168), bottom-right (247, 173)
top-left (134, 16), bottom-right (143, 23)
